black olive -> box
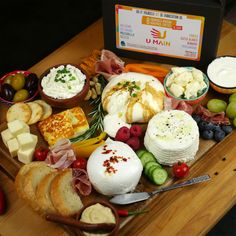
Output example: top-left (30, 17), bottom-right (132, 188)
top-left (1, 84), bottom-right (15, 101)
top-left (24, 73), bottom-right (39, 90)
top-left (28, 87), bottom-right (37, 97)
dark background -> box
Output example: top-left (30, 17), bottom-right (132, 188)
top-left (0, 0), bottom-right (236, 235)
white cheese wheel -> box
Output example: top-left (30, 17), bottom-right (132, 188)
top-left (87, 139), bottom-right (143, 196)
top-left (144, 110), bottom-right (199, 166)
top-left (102, 72), bottom-right (164, 123)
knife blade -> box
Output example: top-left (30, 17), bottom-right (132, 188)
top-left (109, 174), bottom-right (211, 205)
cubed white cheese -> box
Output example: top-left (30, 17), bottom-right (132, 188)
top-left (7, 138), bottom-right (19, 157)
top-left (31, 134), bottom-right (38, 149)
top-left (192, 68), bottom-right (204, 82)
top-left (185, 81), bottom-right (201, 99)
top-left (17, 133), bottom-right (35, 150)
top-left (17, 148), bottom-right (35, 164)
top-left (7, 120), bottom-right (29, 137)
top-left (174, 71), bottom-right (193, 86)
top-left (1, 129), bottom-right (14, 147)
top-left (171, 67), bottom-right (187, 75)
top-left (169, 83), bottom-right (184, 98)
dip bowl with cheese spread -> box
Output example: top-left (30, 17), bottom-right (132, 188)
top-left (75, 200), bottom-right (120, 236)
top-left (38, 64), bottom-right (90, 108)
top-left (164, 67), bottom-right (209, 105)
top-left (207, 56), bottom-right (236, 94)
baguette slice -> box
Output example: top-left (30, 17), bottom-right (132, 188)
top-left (50, 168), bottom-right (83, 216)
top-left (15, 161), bottom-right (46, 199)
top-left (36, 171), bottom-right (59, 214)
top-left (22, 164), bottom-right (55, 211)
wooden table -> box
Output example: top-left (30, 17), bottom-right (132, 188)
top-left (0, 19), bottom-right (236, 236)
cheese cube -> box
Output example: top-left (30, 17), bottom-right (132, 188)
top-left (18, 148), bottom-right (35, 164)
top-left (1, 129), bottom-right (14, 147)
top-left (7, 138), bottom-right (19, 157)
top-left (17, 133), bottom-right (35, 150)
top-left (31, 134), bottom-right (38, 149)
top-left (7, 120), bottom-right (29, 137)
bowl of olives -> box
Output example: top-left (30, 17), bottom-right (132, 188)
top-left (0, 70), bottom-right (39, 105)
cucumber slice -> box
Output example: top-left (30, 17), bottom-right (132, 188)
top-left (140, 152), bottom-right (156, 167)
top-left (147, 165), bottom-right (161, 178)
top-left (144, 161), bottom-right (161, 176)
top-left (151, 168), bottom-right (168, 185)
top-left (136, 149), bottom-right (147, 158)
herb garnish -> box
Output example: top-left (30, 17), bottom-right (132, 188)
top-left (70, 75), bottom-right (107, 142)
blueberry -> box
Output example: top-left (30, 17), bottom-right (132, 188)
top-left (198, 121), bottom-right (214, 131)
top-left (214, 130), bottom-right (226, 142)
top-left (192, 115), bottom-right (202, 124)
top-left (201, 130), bottom-right (214, 140)
top-left (212, 124), bottom-right (222, 132)
top-left (221, 125), bottom-right (233, 135)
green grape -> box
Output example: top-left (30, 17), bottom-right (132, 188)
top-left (229, 93), bottom-right (236, 103)
top-left (226, 102), bottom-right (236, 119)
top-left (233, 117), bottom-right (236, 127)
top-left (207, 99), bottom-right (227, 113)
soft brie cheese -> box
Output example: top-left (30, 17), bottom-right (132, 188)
top-left (103, 114), bottom-right (131, 138)
top-left (87, 139), bottom-right (143, 196)
top-left (102, 72), bottom-right (165, 123)
top-left (144, 110), bottom-right (199, 165)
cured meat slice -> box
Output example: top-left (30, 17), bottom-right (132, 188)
top-left (164, 97), bottom-right (193, 115)
top-left (72, 168), bottom-right (92, 196)
top-left (95, 49), bottom-right (125, 80)
top-left (194, 105), bottom-right (230, 125)
top-left (45, 139), bottom-right (76, 169)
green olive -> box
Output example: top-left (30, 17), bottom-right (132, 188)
top-left (11, 73), bottom-right (26, 90)
top-left (3, 75), bottom-right (13, 85)
top-left (13, 89), bottom-right (29, 102)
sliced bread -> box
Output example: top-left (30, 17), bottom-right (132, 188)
top-left (22, 164), bottom-right (55, 211)
top-left (50, 168), bottom-right (83, 216)
top-left (35, 171), bottom-right (59, 214)
top-left (15, 161), bottom-right (47, 199)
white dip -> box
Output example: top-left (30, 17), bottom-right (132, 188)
top-left (207, 56), bottom-right (236, 88)
top-left (41, 64), bottom-right (86, 99)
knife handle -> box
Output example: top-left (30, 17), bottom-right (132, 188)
top-left (150, 174), bottom-right (211, 196)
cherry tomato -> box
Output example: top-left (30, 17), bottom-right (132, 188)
top-left (172, 162), bottom-right (190, 178)
top-left (34, 147), bottom-right (49, 161)
top-left (72, 158), bottom-right (87, 170)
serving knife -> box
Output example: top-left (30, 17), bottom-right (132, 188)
top-left (109, 174), bottom-right (211, 205)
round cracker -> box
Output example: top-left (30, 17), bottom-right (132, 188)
top-left (6, 102), bottom-right (32, 123)
top-left (27, 102), bottom-right (43, 125)
top-left (34, 100), bottom-right (52, 120)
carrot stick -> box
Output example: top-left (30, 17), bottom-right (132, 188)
top-left (125, 63), bottom-right (169, 77)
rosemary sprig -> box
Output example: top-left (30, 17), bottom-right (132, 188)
top-left (70, 75), bottom-right (107, 143)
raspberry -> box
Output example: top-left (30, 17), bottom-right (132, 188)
top-left (126, 137), bottom-right (140, 150)
top-left (115, 126), bottom-right (130, 142)
top-left (130, 125), bottom-right (143, 137)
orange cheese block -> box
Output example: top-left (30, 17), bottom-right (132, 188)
top-left (38, 106), bottom-right (89, 146)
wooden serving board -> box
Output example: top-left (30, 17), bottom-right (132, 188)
top-left (0, 19), bottom-right (235, 236)
top-left (0, 85), bottom-right (231, 236)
